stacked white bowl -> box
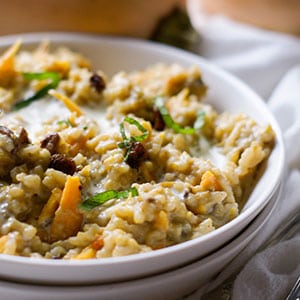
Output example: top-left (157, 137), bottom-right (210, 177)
top-left (0, 34), bottom-right (285, 300)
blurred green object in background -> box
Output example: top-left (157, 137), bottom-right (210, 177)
top-left (151, 7), bottom-right (199, 52)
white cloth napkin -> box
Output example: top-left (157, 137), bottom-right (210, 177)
top-left (186, 1), bottom-right (300, 299)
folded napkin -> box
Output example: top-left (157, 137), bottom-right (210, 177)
top-left (186, 1), bottom-right (300, 299)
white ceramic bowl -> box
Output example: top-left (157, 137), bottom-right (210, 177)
top-left (0, 33), bottom-right (285, 285)
top-left (0, 182), bottom-right (282, 300)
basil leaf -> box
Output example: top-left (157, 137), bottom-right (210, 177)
top-left (154, 97), bottom-right (195, 134)
top-left (119, 122), bottom-right (127, 141)
top-left (124, 116), bottom-right (149, 142)
top-left (117, 117), bottom-right (149, 167)
top-left (57, 119), bottom-right (73, 127)
top-left (118, 116), bottom-right (149, 149)
top-left (13, 72), bottom-right (61, 110)
top-left (22, 72), bottom-right (60, 82)
top-left (80, 187), bottom-right (139, 210)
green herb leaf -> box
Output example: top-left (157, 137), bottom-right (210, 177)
top-left (124, 116), bottom-right (149, 142)
top-left (13, 72), bottom-right (61, 110)
top-left (22, 72), bottom-right (60, 82)
top-left (119, 122), bottom-right (127, 141)
top-left (118, 116), bottom-right (149, 150)
top-left (154, 97), bottom-right (195, 134)
top-left (117, 117), bottom-right (149, 166)
top-left (118, 122), bottom-right (131, 150)
top-left (57, 119), bottom-right (73, 127)
top-left (194, 111), bottom-right (206, 130)
top-left (80, 187), bottom-right (139, 210)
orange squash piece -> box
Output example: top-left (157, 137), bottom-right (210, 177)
top-left (50, 176), bottom-right (83, 242)
top-left (199, 170), bottom-right (222, 191)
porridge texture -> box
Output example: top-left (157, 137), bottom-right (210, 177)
top-left (0, 42), bottom-right (274, 259)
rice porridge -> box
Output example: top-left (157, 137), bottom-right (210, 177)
top-left (0, 41), bottom-right (274, 259)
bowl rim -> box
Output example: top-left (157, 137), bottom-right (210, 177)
top-left (0, 32), bottom-right (285, 269)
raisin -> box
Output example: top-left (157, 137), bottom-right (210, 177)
top-left (41, 133), bottom-right (60, 155)
top-left (90, 73), bottom-right (106, 93)
top-left (49, 154), bottom-right (76, 175)
top-left (0, 125), bottom-right (15, 141)
top-left (147, 198), bottom-right (156, 204)
top-left (152, 107), bottom-right (165, 131)
top-left (11, 127), bottom-right (30, 153)
top-left (18, 128), bottom-right (30, 145)
top-left (183, 190), bottom-right (189, 199)
top-left (0, 126), bottom-right (30, 153)
top-left (126, 142), bottom-right (147, 169)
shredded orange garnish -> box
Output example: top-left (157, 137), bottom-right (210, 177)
top-left (0, 39), bottom-right (21, 87)
top-left (48, 89), bottom-right (83, 116)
